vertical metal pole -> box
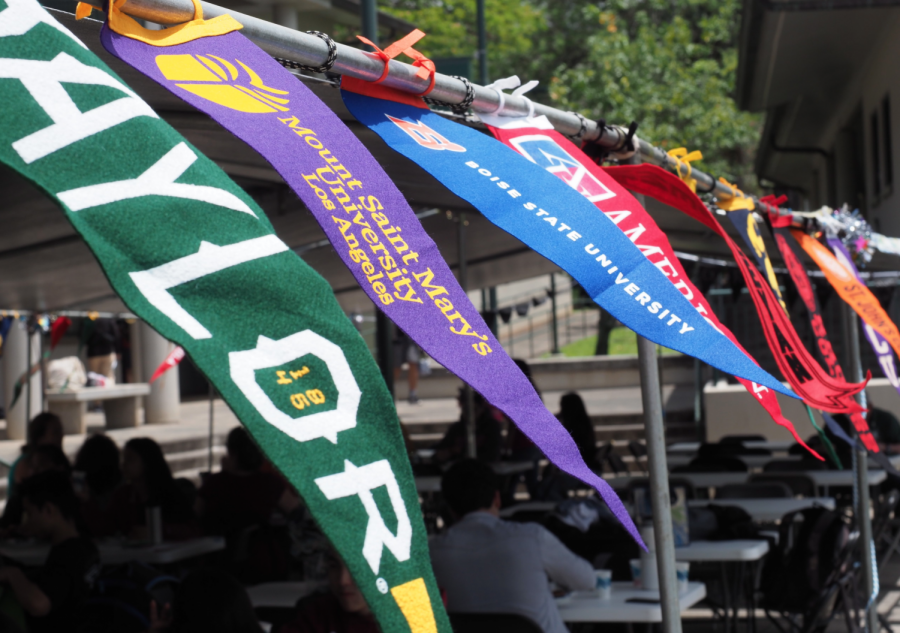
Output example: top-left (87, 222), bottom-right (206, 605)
top-left (627, 156), bottom-right (682, 633)
top-left (476, 0), bottom-right (487, 85)
top-left (208, 382), bottom-right (215, 472)
top-left (550, 273), bottom-right (560, 354)
top-left (845, 302), bottom-right (877, 633)
top-left (458, 214), bottom-right (477, 458)
top-left (360, 0), bottom-right (377, 49)
top-left (376, 311), bottom-right (394, 397)
top-left (25, 319), bottom-right (32, 424)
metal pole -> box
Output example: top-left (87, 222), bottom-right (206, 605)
top-left (458, 214), bottom-right (477, 458)
top-left (845, 302), bottom-right (878, 633)
top-left (25, 319), bottom-right (32, 424)
top-left (550, 273), bottom-right (560, 354)
top-left (360, 0), bottom-right (377, 49)
top-left (115, 0), bottom-right (824, 220)
top-left (375, 311), bottom-right (394, 397)
top-left (476, 0), bottom-right (487, 85)
top-left (208, 382), bottom-right (215, 472)
top-left (627, 155), bottom-right (682, 633)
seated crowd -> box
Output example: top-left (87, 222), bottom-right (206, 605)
top-left (0, 379), bottom-right (603, 633)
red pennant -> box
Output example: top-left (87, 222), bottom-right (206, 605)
top-left (604, 164), bottom-right (868, 415)
top-left (149, 346), bottom-right (185, 383)
top-left (486, 122), bottom-right (820, 457)
top-left (49, 316), bottom-right (71, 350)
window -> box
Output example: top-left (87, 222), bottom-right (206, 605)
top-left (883, 94), bottom-right (893, 189)
top-left (872, 111), bottom-right (882, 198)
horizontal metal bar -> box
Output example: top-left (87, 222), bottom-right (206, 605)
top-left (115, 0), bottom-right (821, 221)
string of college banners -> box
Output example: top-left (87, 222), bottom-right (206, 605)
top-left (480, 111), bottom-right (819, 455)
top-left (98, 5), bottom-right (649, 548)
top-left (762, 219), bottom-right (878, 453)
top-left (724, 205), bottom-right (871, 415)
top-left (338, 82), bottom-right (796, 398)
top-left (603, 165), bottom-right (868, 415)
top-left (0, 4), bottom-right (447, 632)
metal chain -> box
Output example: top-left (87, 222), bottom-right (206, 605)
top-left (570, 112), bottom-right (589, 142)
top-left (424, 75), bottom-right (475, 114)
top-left (275, 30), bottom-right (337, 74)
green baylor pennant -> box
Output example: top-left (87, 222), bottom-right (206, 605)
top-left (0, 3), bottom-right (448, 631)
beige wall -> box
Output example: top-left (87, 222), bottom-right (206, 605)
top-left (704, 378), bottom-right (900, 443)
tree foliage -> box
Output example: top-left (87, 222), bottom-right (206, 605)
top-left (380, 0), bottom-right (762, 188)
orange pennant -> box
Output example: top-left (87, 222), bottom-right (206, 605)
top-left (792, 229), bottom-right (900, 360)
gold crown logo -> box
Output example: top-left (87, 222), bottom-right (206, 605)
top-left (156, 54), bottom-right (289, 113)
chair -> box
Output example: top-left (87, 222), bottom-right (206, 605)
top-left (764, 459), bottom-right (826, 472)
top-left (675, 457), bottom-right (748, 473)
top-left (717, 482), bottom-right (792, 499)
top-left (750, 473), bottom-right (817, 497)
top-left (720, 434), bottom-right (767, 444)
top-left (448, 612), bottom-right (543, 633)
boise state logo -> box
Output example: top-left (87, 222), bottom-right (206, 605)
top-left (509, 135), bottom-right (616, 203)
top-left (155, 54), bottom-right (289, 113)
top-left (386, 115), bottom-right (465, 152)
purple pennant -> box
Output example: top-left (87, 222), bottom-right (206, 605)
top-left (100, 27), bottom-right (644, 546)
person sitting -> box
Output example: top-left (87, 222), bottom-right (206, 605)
top-left (558, 392), bottom-right (598, 471)
top-left (148, 567), bottom-right (264, 633)
top-left (276, 550), bottom-right (378, 633)
top-left (0, 471), bottom-right (100, 633)
top-left (196, 427), bottom-right (297, 534)
top-left (8, 413), bottom-right (63, 499)
top-left (73, 434), bottom-right (122, 537)
top-left (1, 445), bottom-right (71, 534)
top-left (429, 460), bottom-right (594, 633)
top-left (197, 427), bottom-right (299, 583)
top-left (433, 389), bottom-right (502, 464)
top-left (108, 438), bottom-right (198, 541)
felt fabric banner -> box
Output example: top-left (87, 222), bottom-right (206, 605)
top-left (725, 208), bottom-right (787, 309)
top-left (0, 5), bottom-right (447, 631)
top-left (804, 234), bottom-right (900, 389)
top-left (150, 345), bottom-right (185, 383)
top-left (99, 8), bottom-right (647, 547)
top-left (603, 164), bottom-right (867, 414)
top-left (482, 114), bottom-right (816, 453)
top-left (340, 85), bottom-right (796, 403)
top-left (770, 227), bottom-right (879, 451)
top-left (825, 237), bottom-right (900, 397)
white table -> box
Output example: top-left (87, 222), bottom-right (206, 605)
top-left (666, 454), bottom-right (788, 470)
top-left (248, 581), bottom-right (325, 609)
top-left (674, 540), bottom-right (769, 562)
top-left (689, 498), bottom-right (835, 522)
top-left (0, 536), bottom-right (225, 566)
top-left (46, 383), bottom-right (151, 434)
top-left (667, 441), bottom-right (794, 454)
top-left (607, 472), bottom-right (750, 491)
top-left (415, 476), bottom-right (441, 493)
top-left (557, 581), bottom-right (706, 623)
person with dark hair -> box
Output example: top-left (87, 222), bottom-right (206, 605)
top-left (277, 550), bottom-right (377, 633)
top-left (74, 434), bottom-right (122, 537)
top-left (196, 427), bottom-right (297, 534)
top-left (150, 568), bottom-right (263, 633)
top-left (0, 471), bottom-right (100, 633)
top-left (430, 460), bottom-right (593, 633)
top-left (8, 412), bottom-right (64, 498)
top-left (108, 438), bottom-right (198, 540)
top-left (1, 445), bottom-right (71, 533)
top-left (558, 392), bottom-right (598, 470)
top-left (432, 389), bottom-right (502, 464)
